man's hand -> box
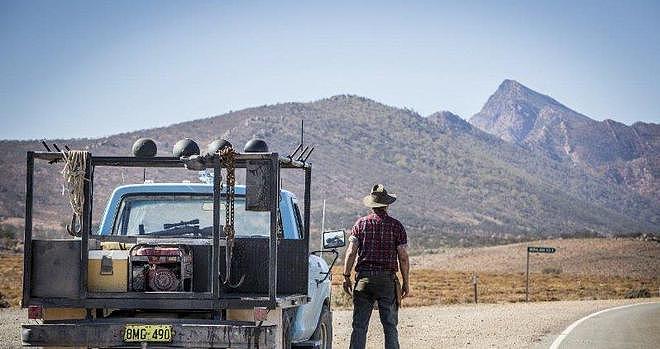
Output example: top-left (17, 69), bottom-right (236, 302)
top-left (401, 281), bottom-right (410, 299)
top-left (342, 276), bottom-right (353, 297)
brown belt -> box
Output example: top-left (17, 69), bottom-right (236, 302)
top-left (356, 270), bottom-right (395, 277)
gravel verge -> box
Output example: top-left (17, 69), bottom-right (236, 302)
top-left (0, 307), bottom-right (25, 348)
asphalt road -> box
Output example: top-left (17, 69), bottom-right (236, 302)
top-left (551, 302), bottom-right (660, 349)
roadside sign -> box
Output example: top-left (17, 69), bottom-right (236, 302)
top-left (525, 245), bottom-right (556, 302)
top-left (528, 246), bottom-right (556, 253)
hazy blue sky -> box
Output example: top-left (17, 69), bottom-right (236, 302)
top-left (1, 0), bottom-right (659, 140)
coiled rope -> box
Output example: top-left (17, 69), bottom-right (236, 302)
top-left (61, 150), bottom-right (90, 236)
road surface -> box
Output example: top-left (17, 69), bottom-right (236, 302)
top-left (332, 298), bottom-right (659, 348)
top-left (551, 302), bottom-right (659, 349)
top-left (1, 298), bottom-right (658, 348)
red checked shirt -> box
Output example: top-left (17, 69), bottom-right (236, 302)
top-left (349, 211), bottom-right (407, 272)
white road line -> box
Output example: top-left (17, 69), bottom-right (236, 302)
top-left (548, 301), bottom-right (657, 349)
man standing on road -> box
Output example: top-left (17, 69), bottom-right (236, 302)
top-left (343, 184), bottom-right (410, 349)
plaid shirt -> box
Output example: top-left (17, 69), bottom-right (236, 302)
top-left (350, 212), bottom-right (407, 272)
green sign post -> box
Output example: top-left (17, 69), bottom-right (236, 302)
top-left (526, 246), bottom-right (556, 302)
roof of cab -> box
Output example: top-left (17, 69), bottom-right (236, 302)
top-left (108, 183), bottom-right (295, 198)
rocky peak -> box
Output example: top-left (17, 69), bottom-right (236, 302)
top-left (495, 79), bottom-right (550, 100)
top-left (470, 80), bottom-right (591, 142)
top-left (468, 80), bottom-right (659, 201)
top-left (427, 111), bottom-right (472, 132)
top-left (322, 94), bottom-right (379, 105)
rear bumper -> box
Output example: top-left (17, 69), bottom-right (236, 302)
top-left (22, 319), bottom-right (277, 348)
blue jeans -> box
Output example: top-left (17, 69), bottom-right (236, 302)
top-left (349, 272), bottom-right (399, 349)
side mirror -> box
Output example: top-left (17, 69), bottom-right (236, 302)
top-left (322, 230), bottom-right (346, 249)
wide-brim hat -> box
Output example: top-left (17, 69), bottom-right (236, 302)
top-left (362, 184), bottom-right (397, 208)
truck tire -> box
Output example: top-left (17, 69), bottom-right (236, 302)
top-left (311, 303), bottom-right (332, 349)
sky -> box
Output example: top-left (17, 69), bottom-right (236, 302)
top-left (1, 0), bottom-right (659, 140)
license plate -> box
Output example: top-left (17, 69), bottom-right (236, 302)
top-left (123, 324), bottom-right (173, 342)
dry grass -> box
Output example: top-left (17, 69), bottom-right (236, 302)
top-left (0, 254), bottom-right (22, 307)
top-left (3, 238), bottom-right (659, 309)
top-left (331, 238), bottom-right (660, 309)
top-left (411, 238), bottom-right (659, 279)
top-left (330, 267), bottom-right (659, 309)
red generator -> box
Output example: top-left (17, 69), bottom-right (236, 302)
top-left (129, 245), bottom-right (193, 292)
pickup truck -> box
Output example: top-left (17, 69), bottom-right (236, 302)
top-left (21, 140), bottom-right (340, 348)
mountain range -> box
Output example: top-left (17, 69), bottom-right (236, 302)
top-left (0, 80), bottom-right (657, 248)
top-left (471, 80), bottom-right (658, 202)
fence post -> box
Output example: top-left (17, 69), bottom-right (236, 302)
top-left (472, 272), bottom-right (478, 304)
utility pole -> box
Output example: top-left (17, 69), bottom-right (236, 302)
top-left (320, 199), bottom-right (326, 257)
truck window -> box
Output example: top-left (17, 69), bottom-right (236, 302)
top-left (113, 194), bottom-right (270, 237)
top-left (291, 199), bottom-right (304, 239)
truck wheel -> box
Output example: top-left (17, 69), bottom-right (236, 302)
top-left (311, 303), bottom-right (332, 349)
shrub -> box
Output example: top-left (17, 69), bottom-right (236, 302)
top-left (0, 224), bottom-right (19, 239)
top-left (542, 267), bottom-right (562, 275)
top-left (332, 286), bottom-right (353, 308)
top-left (624, 288), bottom-right (650, 299)
top-left (0, 292), bottom-right (10, 308)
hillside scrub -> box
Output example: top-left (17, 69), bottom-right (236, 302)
top-left (0, 91), bottom-right (657, 244)
top-left (331, 268), bottom-right (659, 309)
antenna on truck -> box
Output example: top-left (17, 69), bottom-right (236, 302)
top-left (286, 119), bottom-right (315, 164)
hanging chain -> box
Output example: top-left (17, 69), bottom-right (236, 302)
top-left (221, 147), bottom-right (236, 239)
top-left (220, 146), bottom-right (244, 288)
